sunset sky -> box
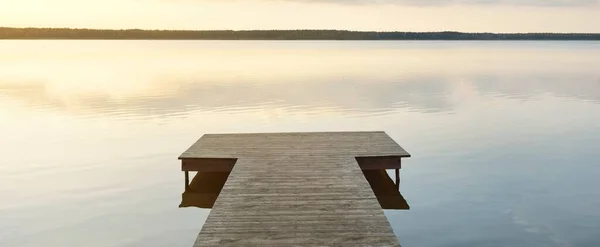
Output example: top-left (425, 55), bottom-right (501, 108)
top-left (1, 0), bottom-right (599, 32)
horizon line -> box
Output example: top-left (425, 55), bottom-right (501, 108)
top-left (1, 26), bottom-right (599, 35)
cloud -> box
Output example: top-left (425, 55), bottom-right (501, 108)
top-left (191, 0), bottom-right (600, 7)
top-left (406, 0), bottom-right (599, 6)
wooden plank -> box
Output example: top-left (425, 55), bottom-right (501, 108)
top-left (181, 158), bottom-right (237, 172)
top-left (356, 156), bottom-right (402, 170)
top-left (183, 156), bottom-right (403, 172)
top-left (179, 131), bottom-right (410, 247)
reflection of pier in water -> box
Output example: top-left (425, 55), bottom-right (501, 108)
top-left (178, 132), bottom-right (410, 246)
top-left (180, 169), bottom-right (409, 210)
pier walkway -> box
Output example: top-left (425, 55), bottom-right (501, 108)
top-left (179, 131), bottom-right (410, 246)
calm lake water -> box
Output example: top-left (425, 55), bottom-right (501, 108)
top-left (1, 40), bottom-right (599, 247)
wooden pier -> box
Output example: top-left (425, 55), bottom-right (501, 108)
top-left (179, 131), bottom-right (410, 246)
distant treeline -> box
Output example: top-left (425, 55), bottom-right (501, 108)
top-left (1, 27), bottom-right (600, 40)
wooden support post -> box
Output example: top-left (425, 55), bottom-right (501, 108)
top-left (184, 171), bottom-right (190, 190)
top-left (395, 168), bottom-right (400, 190)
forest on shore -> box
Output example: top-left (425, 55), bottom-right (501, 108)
top-left (1, 27), bottom-right (599, 40)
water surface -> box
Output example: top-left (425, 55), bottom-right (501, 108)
top-left (1, 40), bottom-right (599, 247)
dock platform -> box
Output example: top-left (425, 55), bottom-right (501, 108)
top-left (179, 131), bottom-right (410, 246)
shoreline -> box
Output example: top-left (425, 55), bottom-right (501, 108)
top-left (2, 27), bottom-right (600, 40)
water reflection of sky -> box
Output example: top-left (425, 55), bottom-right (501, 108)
top-left (1, 41), bottom-right (599, 119)
top-left (2, 72), bottom-right (600, 119)
top-left (1, 41), bottom-right (599, 247)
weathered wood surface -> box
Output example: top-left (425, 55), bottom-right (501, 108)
top-left (179, 131), bottom-right (410, 247)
